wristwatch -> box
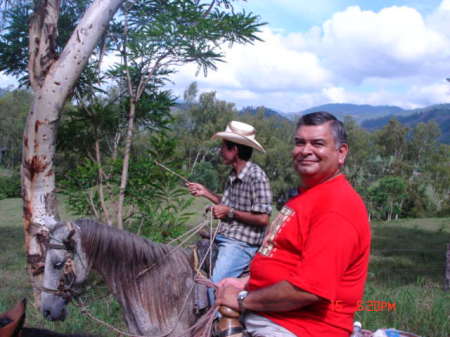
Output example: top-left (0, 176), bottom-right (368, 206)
top-left (237, 290), bottom-right (248, 313)
top-left (227, 207), bottom-right (235, 219)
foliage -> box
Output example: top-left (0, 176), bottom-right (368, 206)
top-left (59, 158), bottom-right (104, 216)
top-left (125, 133), bottom-right (194, 242)
top-left (0, 0), bottom-right (93, 86)
top-left (0, 89), bottom-right (31, 168)
top-left (368, 176), bottom-right (408, 221)
top-left (60, 131), bottom-right (193, 241)
top-left (0, 171), bottom-right (20, 200)
top-left (56, 87), bottom-right (175, 169)
top-left (188, 160), bottom-right (221, 192)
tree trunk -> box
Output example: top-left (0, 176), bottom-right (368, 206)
top-left (116, 100), bottom-right (136, 229)
top-left (95, 139), bottom-right (112, 225)
top-left (23, 0), bottom-right (125, 307)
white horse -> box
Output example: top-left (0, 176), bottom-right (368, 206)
top-left (41, 219), bottom-right (199, 337)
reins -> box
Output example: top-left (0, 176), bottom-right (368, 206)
top-left (40, 222), bottom-right (80, 302)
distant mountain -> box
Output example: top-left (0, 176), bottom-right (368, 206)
top-left (267, 102), bottom-right (449, 144)
top-left (362, 104), bottom-right (450, 144)
top-left (292, 103), bottom-right (407, 123)
top-left (240, 106), bottom-right (288, 120)
top-left (173, 99), bottom-right (450, 144)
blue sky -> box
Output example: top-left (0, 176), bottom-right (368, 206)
top-left (170, 0), bottom-right (450, 112)
top-left (1, 0), bottom-right (450, 113)
top-left (239, 1), bottom-right (443, 32)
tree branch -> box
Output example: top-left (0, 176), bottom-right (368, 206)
top-left (28, 0), bottom-right (60, 90)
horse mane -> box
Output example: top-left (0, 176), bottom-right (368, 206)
top-left (74, 219), bottom-right (195, 332)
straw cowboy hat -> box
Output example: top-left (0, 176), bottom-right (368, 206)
top-left (212, 120), bottom-right (265, 153)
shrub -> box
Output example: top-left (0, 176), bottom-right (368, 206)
top-left (0, 173), bottom-right (20, 199)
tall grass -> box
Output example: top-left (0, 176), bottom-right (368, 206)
top-left (356, 218), bottom-right (450, 336)
top-left (0, 197), bottom-right (125, 336)
top-left (1, 197), bottom-right (449, 336)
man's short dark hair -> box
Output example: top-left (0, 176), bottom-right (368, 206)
top-left (296, 111), bottom-right (347, 147)
top-left (224, 140), bottom-right (253, 161)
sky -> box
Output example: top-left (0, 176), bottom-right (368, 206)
top-left (168, 0), bottom-right (450, 112)
top-left (1, 0), bottom-right (450, 113)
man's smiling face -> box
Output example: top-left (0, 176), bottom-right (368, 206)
top-left (292, 122), bottom-right (348, 187)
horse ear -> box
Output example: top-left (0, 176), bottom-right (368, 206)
top-left (63, 229), bottom-right (76, 251)
top-left (67, 229), bottom-right (76, 241)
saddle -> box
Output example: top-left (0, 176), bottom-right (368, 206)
top-left (0, 299), bottom-right (26, 337)
top-left (192, 231), bottom-right (219, 315)
top-left (195, 230), bottom-right (219, 276)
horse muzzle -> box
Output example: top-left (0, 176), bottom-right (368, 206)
top-left (41, 294), bottom-right (67, 321)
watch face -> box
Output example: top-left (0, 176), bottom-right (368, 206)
top-left (238, 290), bottom-right (248, 312)
top-left (238, 290), bottom-right (248, 300)
top-left (228, 208), bottom-right (234, 219)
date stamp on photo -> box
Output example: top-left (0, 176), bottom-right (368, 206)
top-left (331, 300), bottom-right (397, 312)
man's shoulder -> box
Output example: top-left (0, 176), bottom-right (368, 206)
top-left (297, 176), bottom-right (367, 215)
top-left (245, 162), bottom-right (269, 178)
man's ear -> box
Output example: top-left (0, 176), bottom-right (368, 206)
top-left (338, 143), bottom-right (349, 165)
top-left (231, 144), bottom-right (239, 155)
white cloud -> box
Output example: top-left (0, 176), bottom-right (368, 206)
top-left (314, 5), bottom-right (450, 82)
top-left (406, 81), bottom-right (450, 105)
top-left (0, 73), bottom-right (19, 87)
top-left (171, 28), bottom-right (331, 94)
top-left (438, 0), bottom-right (450, 11)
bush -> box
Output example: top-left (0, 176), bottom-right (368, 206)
top-left (0, 173), bottom-right (20, 199)
top-left (188, 161), bottom-right (220, 192)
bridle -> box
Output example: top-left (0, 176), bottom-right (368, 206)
top-left (40, 222), bottom-right (79, 302)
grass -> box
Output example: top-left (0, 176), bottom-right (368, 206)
top-left (1, 197), bottom-right (449, 336)
top-left (356, 218), bottom-right (450, 336)
top-left (0, 197), bottom-right (125, 336)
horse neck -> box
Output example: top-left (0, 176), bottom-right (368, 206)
top-left (77, 221), bottom-right (196, 335)
top-left (78, 221), bottom-right (191, 285)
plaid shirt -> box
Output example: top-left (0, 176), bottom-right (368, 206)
top-left (219, 161), bottom-right (272, 245)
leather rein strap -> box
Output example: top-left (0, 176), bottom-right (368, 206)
top-left (40, 224), bottom-right (78, 301)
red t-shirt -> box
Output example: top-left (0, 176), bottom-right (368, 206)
top-left (247, 174), bottom-right (371, 337)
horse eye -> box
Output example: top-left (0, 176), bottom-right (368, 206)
top-left (53, 261), bottom-right (65, 270)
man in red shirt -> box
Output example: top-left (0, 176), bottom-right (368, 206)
top-left (216, 111), bottom-right (371, 337)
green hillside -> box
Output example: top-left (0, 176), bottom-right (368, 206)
top-left (362, 104), bottom-right (450, 144)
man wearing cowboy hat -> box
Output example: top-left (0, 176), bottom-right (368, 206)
top-left (187, 120), bottom-right (273, 304)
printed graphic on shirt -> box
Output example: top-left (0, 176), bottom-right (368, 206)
top-left (259, 206), bottom-right (294, 257)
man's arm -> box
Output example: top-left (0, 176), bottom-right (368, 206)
top-left (212, 205), bottom-right (269, 227)
top-left (186, 182), bottom-right (221, 204)
top-left (216, 280), bottom-right (320, 312)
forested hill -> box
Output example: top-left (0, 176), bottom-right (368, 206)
top-left (362, 104), bottom-right (450, 144)
top-left (266, 102), bottom-right (450, 144)
top-left (291, 103), bottom-right (407, 123)
top-left (240, 106), bottom-right (289, 121)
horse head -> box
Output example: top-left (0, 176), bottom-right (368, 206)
top-left (41, 221), bottom-right (89, 321)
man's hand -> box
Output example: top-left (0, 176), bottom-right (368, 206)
top-left (212, 204), bottom-right (230, 219)
top-left (215, 284), bottom-right (241, 311)
top-left (185, 182), bottom-right (221, 204)
top-left (186, 182), bottom-right (208, 197)
top-left (216, 276), bottom-right (249, 290)
top-left (215, 277), bottom-right (249, 312)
